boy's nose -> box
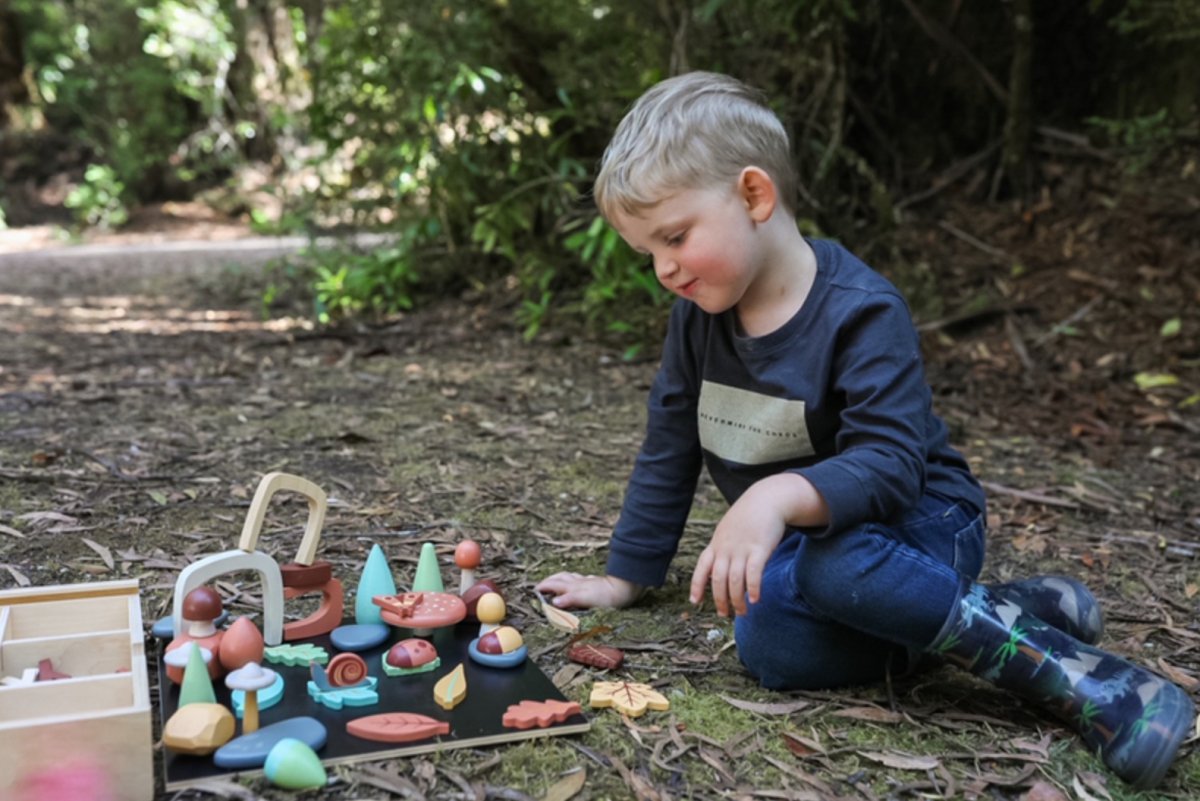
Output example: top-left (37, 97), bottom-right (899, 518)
top-left (654, 256), bottom-right (678, 281)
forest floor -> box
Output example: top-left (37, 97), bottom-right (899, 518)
top-left (1, 152), bottom-right (1198, 801)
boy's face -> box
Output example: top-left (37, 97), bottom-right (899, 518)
top-left (611, 183), bottom-right (762, 315)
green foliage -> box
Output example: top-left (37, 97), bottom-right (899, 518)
top-left (8, 0), bottom-right (1199, 346)
top-left (308, 235), bottom-right (422, 324)
top-left (64, 164), bottom-right (129, 228)
top-left (13, 0), bottom-right (248, 208)
top-left (1086, 108), bottom-right (1176, 172)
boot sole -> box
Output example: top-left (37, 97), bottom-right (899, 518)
top-left (1113, 681), bottom-right (1195, 790)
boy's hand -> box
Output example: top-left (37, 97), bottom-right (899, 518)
top-left (690, 473), bottom-right (829, 617)
top-left (535, 572), bottom-right (644, 610)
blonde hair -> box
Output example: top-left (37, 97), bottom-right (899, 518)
top-left (594, 71), bottom-right (797, 220)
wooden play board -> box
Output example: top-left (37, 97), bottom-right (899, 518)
top-left (159, 620), bottom-right (590, 790)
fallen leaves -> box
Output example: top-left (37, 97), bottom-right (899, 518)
top-left (81, 537), bottom-right (115, 570)
top-left (541, 768), bottom-right (586, 801)
top-left (857, 750), bottom-right (941, 771)
top-left (719, 694), bottom-right (810, 716)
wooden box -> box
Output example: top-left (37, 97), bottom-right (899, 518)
top-left (0, 580), bottom-right (153, 801)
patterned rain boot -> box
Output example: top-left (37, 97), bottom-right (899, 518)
top-left (990, 575), bottom-right (1105, 645)
top-left (930, 582), bottom-right (1194, 789)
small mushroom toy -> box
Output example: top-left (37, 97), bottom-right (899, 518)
top-left (163, 641), bottom-right (214, 688)
top-left (166, 586), bottom-right (226, 680)
top-left (225, 661), bottom-right (278, 734)
top-left (454, 539), bottom-right (481, 594)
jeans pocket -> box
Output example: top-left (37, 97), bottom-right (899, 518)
top-left (952, 513), bottom-right (986, 579)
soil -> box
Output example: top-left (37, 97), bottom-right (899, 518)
top-left (0, 150), bottom-right (1198, 799)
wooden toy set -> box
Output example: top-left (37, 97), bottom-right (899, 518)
top-left (0, 473), bottom-right (661, 796)
top-left (0, 580), bottom-right (154, 801)
top-left (155, 473), bottom-right (590, 791)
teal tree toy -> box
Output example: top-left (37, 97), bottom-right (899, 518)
top-left (355, 544), bottom-right (397, 625)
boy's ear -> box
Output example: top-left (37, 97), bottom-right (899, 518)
top-left (737, 167), bottom-right (777, 223)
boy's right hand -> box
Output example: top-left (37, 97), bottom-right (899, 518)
top-left (535, 572), bottom-right (644, 610)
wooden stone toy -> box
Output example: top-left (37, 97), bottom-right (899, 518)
top-left (163, 703), bottom-right (236, 756)
top-left (468, 592), bottom-right (527, 668)
top-left (214, 717), bottom-right (328, 770)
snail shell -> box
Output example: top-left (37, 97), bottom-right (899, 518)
top-left (327, 652), bottom-right (369, 686)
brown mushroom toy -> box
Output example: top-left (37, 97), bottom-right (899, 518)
top-left (225, 661), bottom-right (278, 734)
top-left (165, 585), bottom-right (226, 681)
top-left (183, 586), bottom-right (224, 638)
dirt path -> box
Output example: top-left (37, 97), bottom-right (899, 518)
top-left (1, 217), bottom-right (1198, 798)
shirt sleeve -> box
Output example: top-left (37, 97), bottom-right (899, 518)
top-left (792, 292), bottom-right (931, 536)
top-left (606, 302), bottom-right (705, 586)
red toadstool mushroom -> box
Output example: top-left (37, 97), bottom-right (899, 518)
top-left (454, 539), bottom-right (481, 593)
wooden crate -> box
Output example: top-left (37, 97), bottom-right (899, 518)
top-left (0, 580), bottom-right (153, 801)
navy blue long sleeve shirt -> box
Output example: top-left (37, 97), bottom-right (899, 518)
top-left (606, 238), bottom-right (986, 587)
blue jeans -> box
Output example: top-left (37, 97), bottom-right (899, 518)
top-left (734, 492), bottom-right (985, 690)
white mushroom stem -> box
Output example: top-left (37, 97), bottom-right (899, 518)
top-left (187, 619), bottom-right (217, 638)
top-left (459, 568), bottom-right (476, 594)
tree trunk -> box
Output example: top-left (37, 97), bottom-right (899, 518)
top-left (1001, 0), bottom-right (1033, 200)
top-left (0, 8), bottom-right (29, 127)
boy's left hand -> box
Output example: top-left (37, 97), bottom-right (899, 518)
top-left (689, 473), bottom-right (828, 617)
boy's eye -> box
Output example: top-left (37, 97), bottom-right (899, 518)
top-left (665, 232), bottom-right (686, 247)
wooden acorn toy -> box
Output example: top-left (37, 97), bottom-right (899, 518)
top-left (454, 537), bottom-right (502, 622)
top-left (468, 592), bottom-right (527, 668)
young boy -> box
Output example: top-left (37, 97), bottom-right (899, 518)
top-left (536, 71), bottom-right (1192, 789)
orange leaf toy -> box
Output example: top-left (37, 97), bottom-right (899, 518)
top-left (502, 699), bottom-right (583, 730)
top-left (347, 712), bottom-right (450, 743)
top-left (589, 681), bottom-right (670, 718)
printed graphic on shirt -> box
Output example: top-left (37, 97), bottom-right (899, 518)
top-left (697, 381), bottom-right (814, 465)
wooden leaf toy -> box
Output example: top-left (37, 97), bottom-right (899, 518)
top-left (539, 595), bottom-right (580, 633)
top-left (347, 712), bottom-right (450, 743)
top-left (589, 681), bottom-right (669, 718)
top-left (264, 643), bottom-right (329, 667)
top-left (433, 663), bottom-right (467, 710)
top-left (502, 699), bottom-right (583, 730)
top-left (567, 643), bottom-right (625, 671)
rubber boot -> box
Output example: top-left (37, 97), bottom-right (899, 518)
top-left (930, 582), bottom-right (1193, 789)
top-left (990, 575), bottom-right (1105, 645)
